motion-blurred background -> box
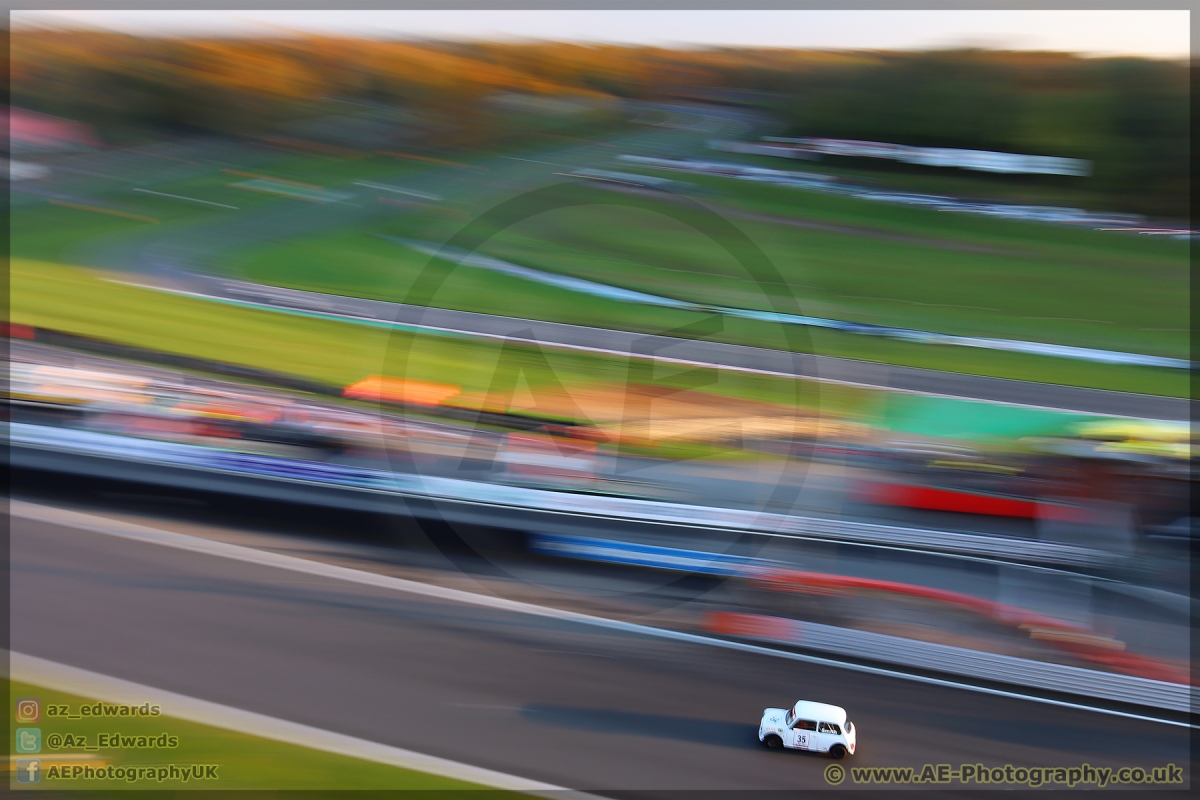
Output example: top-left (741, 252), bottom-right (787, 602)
top-left (8, 9), bottom-right (1193, 790)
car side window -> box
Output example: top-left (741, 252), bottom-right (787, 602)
top-left (793, 719), bottom-right (817, 731)
top-left (819, 722), bottom-right (841, 735)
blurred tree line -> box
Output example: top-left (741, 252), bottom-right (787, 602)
top-left (10, 31), bottom-right (1188, 216)
top-left (738, 50), bottom-right (1189, 218)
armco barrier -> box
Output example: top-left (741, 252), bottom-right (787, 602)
top-left (12, 421), bottom-right (1120, 569)
top-left (752, 569), bottom-right (1190, 684)
top-left (530, 533), bottom-right (1186, 683)
top-left (706, 612), bottom-right (1195, 714)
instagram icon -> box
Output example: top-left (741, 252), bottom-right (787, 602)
top-left (15, 698), bottom-right (40, 723)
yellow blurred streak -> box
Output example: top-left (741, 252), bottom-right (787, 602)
top-left (1073, 419), bottom-right (1190, 442)
top-left (1097, 440), bottom-right (1191, 459)
top-left (927, 460), bottom-right (1021, 475)
top-left (601, 416), bottom-right (866, 446)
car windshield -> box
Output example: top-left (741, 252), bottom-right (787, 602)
top-left (846, 721), bottom-right (854, 734)
top-left (784, 709), bottom-right (795, 726)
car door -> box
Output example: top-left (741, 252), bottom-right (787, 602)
top-left (814, 721), bottom-right (841, 753)
top-left (790, 719), bottom-right (816, 750)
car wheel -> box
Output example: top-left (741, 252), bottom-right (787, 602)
top-left (764, 735), bottom-right (783, 749)
top-left (829, 744), bottom-right (846, 760)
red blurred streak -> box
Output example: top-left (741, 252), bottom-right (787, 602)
top-left (743, 567), bottom-right (1194, 684)
top-left (706, 610), bottom-right (1191, 685)
top-left (5, 324), bottom-right (36, 340)
top-left (860, 481), bottom-right (1088, 521)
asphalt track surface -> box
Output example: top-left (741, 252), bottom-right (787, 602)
top-left (14, 511), bottom-right (1190, 793)
top-left (382, 306), bottom-right (1187, 419)
top-left (161, 273), bottom-right (1188, 420)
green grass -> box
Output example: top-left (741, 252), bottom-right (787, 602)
top-left (486, 197), bottom-right (1186, 357)
top-left (8, 680), bottom-right (489, 790)
top-left (11, 258), bottom-right (829, 417)
top-left (803, 326), bottom-right (1184, 397)
top-left (631, 163), bottom-right (1186, 263)
top-left (10, 149), bottom-right (426, 266)
top-left (227, 151), bottom-right (427, 187)
top-left (11, 166), bottom-right (280, 264)
top-left (13, 132), bottom-right (1186, 398)
top-left (225, 225), bottom-right (711, 337)
top-left (12, 203), bottom-right (153, 264)
top-left (223, 184), bottom-right (1186, 397)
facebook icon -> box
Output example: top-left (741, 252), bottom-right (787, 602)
top-left (16, 758), bottom-right (40, 783)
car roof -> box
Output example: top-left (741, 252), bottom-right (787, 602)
top-left (792, 701), bottom-right (847, 724)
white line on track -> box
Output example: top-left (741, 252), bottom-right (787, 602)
top-left (12, 501), bottom-right (1194, 729)
top-left (100, 278), bottom-right (1176, 421)
top-left (352, 180), bottom-right (441, 200)
top-left (131, 188), bottom-right (238, 209)
top-left (8, 652), bottom-right (601, 798)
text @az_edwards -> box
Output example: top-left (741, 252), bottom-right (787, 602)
top-left (46, 731), bottom-right (180, 749)
top-left (824, 762), bottom-right (1185, 788)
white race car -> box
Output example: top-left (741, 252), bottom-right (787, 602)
top-left (758, 700), bottom-right (856, 758)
